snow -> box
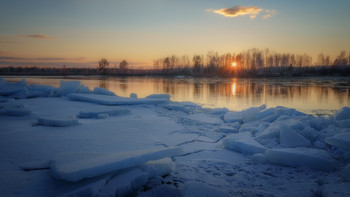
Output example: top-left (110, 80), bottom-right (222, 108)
top-left (50, 146), bottom-right (182, 182)
top-left (1, 78), bottom-right (350, 196)
top-left (265, 148), bottom-right (338, 172)
top-left (223, 132), bottom-right (266, 155)
top-left (341, 164), bottom-right (350, 181)
top-left (183, 182), bottom-right (231, 197)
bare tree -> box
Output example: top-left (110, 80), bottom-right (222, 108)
top-left (98, 58), bottom-right (109, 74)
top-left (119, 60), bottom-right (128, 74)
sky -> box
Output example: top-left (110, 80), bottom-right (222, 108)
top-left (0, 0), bottom-right (350, 68)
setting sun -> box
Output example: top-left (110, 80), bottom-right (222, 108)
top-left (232, 62), bottom-right (237, 67)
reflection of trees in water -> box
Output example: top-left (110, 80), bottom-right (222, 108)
top-left (99, 78), bottom-right (108, 89)
top-left (119, 77), bottom-right (128, 92)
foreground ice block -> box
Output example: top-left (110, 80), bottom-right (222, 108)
top-left (50, 146), bottom-right (182, 182)
top-left (68, 93), bottom-right (169, 105)
top-left (59, 80), bottom-right (81, 96)
top-left (78, 108), bottom-right (130, 119)
top-left (223, 111), bottom-right (242, 123)
top-left (36, 115), bottom-right (79, 127)
top-left (279, 123), bottom-right (311, 148)
top-left (4, 104), bottom-right (31, 116)
top-left (265, 147), bottom-right (338, 172)
top-left (335, 107), bottom-right (350, 121)
top-left (324, 132), bottom-right (350, 151)
top-left (93, 87), bottom-right (116, 96)
top-left (223, 132), bottom-right (266, 155)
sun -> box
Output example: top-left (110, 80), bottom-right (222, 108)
top-left (232, 62), bottom-right (237, 67)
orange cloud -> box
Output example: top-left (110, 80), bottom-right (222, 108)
top-left (212, 6), bottom-right (263, 19)
top-left (20, 34), bottom-right (54, 39)
top-left (263, 9), bottom-right (277, 19)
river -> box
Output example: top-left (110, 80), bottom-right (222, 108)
top-left (2, 75), bottom-right (350, 116)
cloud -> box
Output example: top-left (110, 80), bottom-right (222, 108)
top-left (20, 34), bottom-right (54, 39)
top-left (263, 9), bottom-right (277, 19)
top-left (212, 6), bottom-right (263, 19)
top-left (263, 14), bottom-right (272, 19)
top-left (0, 41), bottom-right (19, 44)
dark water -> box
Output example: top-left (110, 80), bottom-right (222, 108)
top-left (2, 76), bottom-right (350, 115)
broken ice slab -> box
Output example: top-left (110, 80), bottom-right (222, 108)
top-left (36, 115), bottom-right (79, 127)
top-left (50, 146), bottom-right (182, 182)
top-left (223, 132), bottom-right (266, 155)
top-left (67, 93), bottom-right (170, 105)
top-left (324, 132), bottom-right (350, 151)
top-left (78, 108), bottom-right (130, 119)
top-left (265, 147), bottom-right (338, 172)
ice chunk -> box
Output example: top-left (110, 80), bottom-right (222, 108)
top-left (223, 132), bottom-right (266, 155)
top-left (183, 182), bottom-right (230, 197)
top-left (130, 93), bottom-right (137, 98)
top-left (0, 86), bottom-right (28, 96)
top-left (141, 157), bottom-right (173, 178)
top-left (97, 168), bottom-right (149, 197)
top-left (265, 148), bottom-right (338, 171)
top-left (59, 80), bottom-right (80, 96)
top-left (335, 107), bottom-right (350, 121)
top-left (250, 153), bottom-right (266, 163)
top-left (146, 94), bottom-right (171, 100)
top-left (36, 115), bottom-right (79, 127)
top-left (241, 104), bottom-right (266, 122)
top-left (50, 146), bottom-right (182, 182)
top-left (162, 102), bottom-right (200, 114)
top-left (76, 85), bottom-right (92, 94)
top-left (78, 108), bottom-right (130, 119)
top-left (279, 123), bottom-right (311, 148)
top-left (4, 104), bottom-right (31, 116)
top-left (340, 164), bottom-right (350, 181)
top-left (223, 111), bottom-right (242, 123)
top-left (186, 113), bottom-right (223, 125)
top-left (62, 168), bottom-right (149, 197)
top-left (68, 93), bottom-right (169, 105)
top-left (93, 87), bottom-right (116, 96)
top-left (324, 132), bottom-right (350, 151)
top-left (27, 84), bottom-right (56, 98)
top-left (218, 125), bottom-right (238, 133)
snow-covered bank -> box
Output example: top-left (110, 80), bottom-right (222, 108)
top-left (0, 78), bottom-right (349, 196)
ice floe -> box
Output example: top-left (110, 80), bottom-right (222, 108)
top-left (50, 146), bottom-right (182, 182)
top-left (78, 108), bottom-right (130, 119)
top-left (68, 93), bottom-right (170, 105)
top-left (223, 132), bottom-right (266, 155)
top-left (35, 115), bottom-right (79, 127)
top-left (265, 147), bottom-right (338, 172)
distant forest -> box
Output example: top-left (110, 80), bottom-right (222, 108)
top-left (1, 48), bottom-right (350, 77)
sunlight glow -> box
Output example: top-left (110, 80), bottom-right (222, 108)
top-left (232, 62), bottom-right (237, 67)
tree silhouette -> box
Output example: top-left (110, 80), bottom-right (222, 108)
top-left (98, 58), bottom-right (109, 75)
top-left (119, 60), bottom-right (128, 74)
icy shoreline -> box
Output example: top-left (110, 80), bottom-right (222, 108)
top-left (0, 78), bottom-right (349, 196)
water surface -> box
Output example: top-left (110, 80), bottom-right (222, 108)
top-left (2, 76), bottom-right (350, 115)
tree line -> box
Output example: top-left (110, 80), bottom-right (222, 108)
top-left (1, 48), bottom-right (350, 77)
top-left (153, 48), bottom-right (350, 76)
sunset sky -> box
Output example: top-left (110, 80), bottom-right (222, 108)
top-left (1, 0), bottom-right (350, 68)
